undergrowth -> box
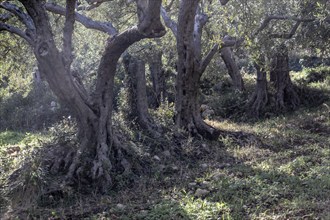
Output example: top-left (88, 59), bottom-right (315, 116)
top-left (0, 66), bottom-right (329, 219)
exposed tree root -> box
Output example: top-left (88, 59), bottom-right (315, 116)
top-left (276, 84), bottom-right (300, 111)
top-left (271, 44), bottom-right (300, 111)
top-left (247, 88), bottom-right (268, 118)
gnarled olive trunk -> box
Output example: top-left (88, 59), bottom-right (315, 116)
top-left (19, 0), bottom-right (166, 191)
top-left (123, 53), bottom-right (161, 137)
top-left (175, 0), bottom-right (220, 140)
top-left (48, 29), bottom-right (152, 191)
top-left (220, 47), bottom-right (244, 91)
top-left (270, 45), bottom-right (300, 110)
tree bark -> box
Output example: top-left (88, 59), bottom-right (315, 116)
top-left (123, 53), bottom-right (161, 137)
top-left (246, 62), bottom-right (268, 117)
top-left (175, 0), bottom-right (220, 140)
top-left (149, 51), bottom-right (166, 108)
top-left (271, 45), bottom-right (300, 110)
top-left (14, 0), bottom-right (165, 192)
top-left (220, 47), bottom-right (245, 91)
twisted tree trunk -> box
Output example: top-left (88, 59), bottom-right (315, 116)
top-left (14, 0), bottom-right (165, 192)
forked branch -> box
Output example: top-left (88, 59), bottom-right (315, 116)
top-left (45, 2), bottom-right (118, 35)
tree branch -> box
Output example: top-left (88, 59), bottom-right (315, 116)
top-left (77, 0), bottom-right (110, 11)
top-left (254, 15), bottom-right (315, 36)
top-left (45, 2), bottom-right (118, 36)
top-left (63, 0), bottom-right (76, 68)
top-left (0, 2), bottom-right (36, 39)
top-left (0, 22), bottom-right (34, 46)
top-left (160, 6), bottom-right (177, 37)
top-left (269, 21), bottom-right (302, 39)
top-left (199, 44), bottom-right (219, 74)
top-left (194, 6), bottom-right (209, 58)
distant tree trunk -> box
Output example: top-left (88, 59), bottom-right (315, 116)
top-left (175, 0), bottom-right (220, 139)
top-left (123, 54), bottom-right (161, 137)
top-left (149, 51), bottom-right (166, 108)
top-left (246, 62), bottom-right (268, 117)
top-left (270, 58), bottom-right (277, 83)
top-left (220, 47), bottom-right (244, 91)
top-left (271, 45), bottom-right (300, 110)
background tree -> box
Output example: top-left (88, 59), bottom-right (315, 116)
top-left (224, 0), bottom-right (330, 116)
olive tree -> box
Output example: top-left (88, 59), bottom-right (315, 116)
top-left (0, 0), bottom-right (165, 191)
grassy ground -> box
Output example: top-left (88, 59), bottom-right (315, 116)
top-left (0, 67), bottom-right (329, 219)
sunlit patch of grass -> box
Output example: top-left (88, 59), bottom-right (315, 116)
top-left (146, 196), bottom-right (231, 220)
top-left (0, 131), bottom-right (53, 215)
top-left (0, 131), bottom-right (51, 147)
top-left (0, 131), bottom-right (26, 146)
top-left (206, 119), bottom-right (255, 134)
top-left (0, 131), bottom-right (52, 185)
top-left (197, 98), bottom-right (330, 219)
top-left (181, 196), bottom-right (231, 220)
top-left (0, 131), bottom-right (52, 174)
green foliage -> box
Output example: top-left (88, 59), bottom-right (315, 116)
top-left (146, 197), bottom-right (230, 220)
top-left (0, 131), bottom-right (25, 146)
top-left (0, 32), bottom-right (34, 99)
top-left (48, 116), bottom-right (77, 144)
top-left (0, 131), bottom-right (52, 212)
top-left (292, 66), bottom-right (330, 85)
top-left (0, 131), bottom-right (51, 171)
top-left (0, 83), bottom-right (68, 131)
top-left (146, 201), bottom-right (189, 220)
top-left (0, 131), bottom-right (50, 147)
top-left (150, 99), bottom-right (175, 127)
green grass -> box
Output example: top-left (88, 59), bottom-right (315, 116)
top-left (147, 104), bottom-right (329, 219)
top-left (0, 130), bottom-right (51, 183)
top-left (0, 131), bottom-right (50, 147)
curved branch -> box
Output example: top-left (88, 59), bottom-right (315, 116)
top-left (0, 2), bottom-right (36, 38)
top-left (0, 22), bottom-right (34, 46)
top-left (254, 15), bottom-right (315, 36)
top-left (45, 2), bottom-right (118, 36)
top-left (200, 44), bottom-right (219, 74)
